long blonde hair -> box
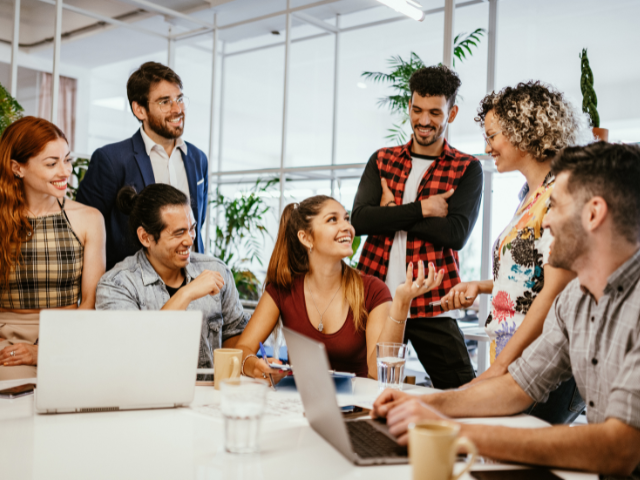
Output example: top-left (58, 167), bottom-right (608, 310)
top-left (266, 195), bottom-right (368, 331)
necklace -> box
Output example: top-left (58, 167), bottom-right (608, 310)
top-left (26, 216), bottom-right (45, 238)
top-left (306, 275), bottom-right (342, 333)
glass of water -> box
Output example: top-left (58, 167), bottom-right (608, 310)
top-left (220, 377), bottom-right (268, 454)
top-left (376, 342), bottom-right (408, 391)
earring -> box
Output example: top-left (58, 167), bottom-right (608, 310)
top-left (14, 173), bottom-right (21, 179)
top-left (309, 246), bottom-right (313, 254)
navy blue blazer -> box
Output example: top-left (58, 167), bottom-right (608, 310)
top-left (77, 130), bottom-right (209, 270)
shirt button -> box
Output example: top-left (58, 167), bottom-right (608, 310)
top-left (591, 316), bottom-right (595, 322)
top-left (592, 358), bottom-right (598, 365)
top-left (589, 401), bottom-right (595, 408)
top-left (617, 286), bottom-right (623, 293)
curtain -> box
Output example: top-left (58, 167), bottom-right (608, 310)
top-left (37, 72), bottom-right (77, 151)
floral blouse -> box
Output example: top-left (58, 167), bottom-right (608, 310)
top-left (485, 173), bottom-right (554, 363)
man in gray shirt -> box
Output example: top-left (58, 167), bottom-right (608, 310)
top-left (370, 142), bottom-right (640, 479)
top-left (95, 183), bottom-right (248, 371)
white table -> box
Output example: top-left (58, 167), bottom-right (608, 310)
top-left (0, 378), bottom-right (596, 480)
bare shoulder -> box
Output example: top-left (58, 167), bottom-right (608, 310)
top-left (64, 199), bottom-right (104, 222)
top-left (63, 199), bottom-right (105, 239)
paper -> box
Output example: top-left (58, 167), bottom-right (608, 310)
top-left (190, 392), bottom-right (305, 421)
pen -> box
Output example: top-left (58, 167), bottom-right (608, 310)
top-left (259, 341), bottom-right (277, 390)
top-left (429, 297), bottom-right (473, 307)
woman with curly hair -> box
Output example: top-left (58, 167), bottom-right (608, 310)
top-left (0, 117), bottom-right (106, 380)
top-left (440, 81), bottom-right (589, 423)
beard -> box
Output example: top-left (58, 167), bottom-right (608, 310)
top-left (548, 215), bottom-right (587, 272)
top-left (412, 122), bottom-right (445, 147)
top-left (147, 111), bottom-right (185, 140)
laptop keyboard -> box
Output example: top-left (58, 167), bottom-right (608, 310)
top-left (346, 420), bottom-right (407, 458)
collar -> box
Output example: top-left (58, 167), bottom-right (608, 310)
top-left (135, 249), bottom-right (197, 287)
top-left (402, 136), bottom-right (453, 162)
top-left (139, 126), bottom-right (187, 157)
top-left (601, 247), bottom-right (640, 297)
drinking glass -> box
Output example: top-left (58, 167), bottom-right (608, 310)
top-left (376, 342), bottom-right (407, 391)
top-left (220, 377), bottom-right (268, 454)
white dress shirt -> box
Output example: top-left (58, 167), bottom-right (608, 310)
top-left (139, 126), bottom-right (190, 201)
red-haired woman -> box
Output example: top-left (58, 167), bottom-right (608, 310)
top-left (0, 117), bottom-right (106, 380)
top-left (236, 195), bottom-right (444, 382)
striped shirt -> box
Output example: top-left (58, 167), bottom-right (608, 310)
top-left (509, 248), bottom-right (640, 478)
top-left (0, 199), bottom-right (83, 309)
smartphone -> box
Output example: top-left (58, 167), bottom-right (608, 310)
top-left (268, 363), bottom-right (292, 372)
top-left (0, 383), bottom-right (36, 399)
top-left (471, 469), bottom-right (562, 480)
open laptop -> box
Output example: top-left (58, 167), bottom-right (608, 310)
top-left (283, 327), bottom-right (407, 466)
top-left (36, 310), bottom-right (202, 414)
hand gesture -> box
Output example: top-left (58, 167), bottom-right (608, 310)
top-left (395, 260), bottom-right (444, 303)
top-left (0, 343), bottom-right (38, 366)
top-left (184, 270), bottom-right (225, 301)
top-left (251, 357), bottom-right (289, 385)
top-left (420, 189), bottom-right (454, 217)
top-left (440, 281), bottom-right (479, 312)
top-left (380, 178), bottom-right (396, 207)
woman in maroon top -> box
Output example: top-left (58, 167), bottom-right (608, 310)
top-left (236, 195), bottom-right (444, 382)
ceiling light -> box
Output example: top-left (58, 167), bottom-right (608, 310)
top-left (376, 0), bottom-right (425, 22)
top-left (357, 82), bottom-right (367, 89)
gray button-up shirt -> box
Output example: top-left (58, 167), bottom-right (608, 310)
top-left (96, 250), bottom-right (249, 369)
top-left (509, 248), bottom-right (640, 478)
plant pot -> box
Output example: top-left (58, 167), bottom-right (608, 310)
top-left (592, 127), bottom-right (609, 141)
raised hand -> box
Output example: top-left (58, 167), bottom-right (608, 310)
top-left (395, 260), bottom-right (445, 303)
top-left (420, 189), bottom-right (454, 218)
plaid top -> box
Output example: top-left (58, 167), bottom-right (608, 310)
top-left (356, 139), bottom-right (481, 318)
top-left (509, 248), bottom-right (640, 478)
top-left (1, 199), bottom-right (84, 309)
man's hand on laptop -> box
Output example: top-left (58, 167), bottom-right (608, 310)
top-left (372, 389), bottom-right (448, 446)
top-left (184, 270), bottom-right (225, 301)
top-left (420, 189), bottom-right (454, 218)
top-left (0, 343), bottom-right (38, 366)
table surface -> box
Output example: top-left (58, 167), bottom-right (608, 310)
top-left (0, 377), bottom-right (597, 480)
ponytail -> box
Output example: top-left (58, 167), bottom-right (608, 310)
top-left (266, 195), bottom-right (368, 331)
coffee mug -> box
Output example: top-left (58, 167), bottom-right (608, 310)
top-left (409, 420), bottom-right (478, 480)
top-left (214, 348), bottom-right (242, 390)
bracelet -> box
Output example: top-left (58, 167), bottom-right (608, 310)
top-left (241, 353), bottom-right (258, 377)
top-left (385, 201), bottom-right (397, 207)
top-left (388, 315), bottom-right (407, 324)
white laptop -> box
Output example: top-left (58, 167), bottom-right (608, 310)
top-left (283, 327), bottom-right (407, 465)
top-left (36, 310), bottom-right (202, 414)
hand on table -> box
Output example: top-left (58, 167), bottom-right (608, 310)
top-left (420, 189), bottom-right (454, 218)
top-left (395, 260), bottom-right (444, 303)
top-left (440, 281), bottom-right (479, 312)
top-left (372, 388), bottom-right (448, 446)
top-left (0, 343), bottom-right (38, 366)
top-left (380, 179), bottom-right (396, 207)
top-left (251, 357), bottom-right (289, 385)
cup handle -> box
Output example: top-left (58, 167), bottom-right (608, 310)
top-left (450, 436), bottom-right (478, 480)
top-left (230, 356), bottom-right (241, 378)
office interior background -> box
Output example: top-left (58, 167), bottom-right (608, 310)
top-left (1, 0), bottom-right (639, 371)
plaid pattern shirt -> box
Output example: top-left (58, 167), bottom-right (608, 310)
top-left (357, 139), bottom-right (479, 318)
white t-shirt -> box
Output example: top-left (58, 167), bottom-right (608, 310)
top-left (384, 155), bottom-right (462, 319)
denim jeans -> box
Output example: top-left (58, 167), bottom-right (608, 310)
top-left (523, 376), bottom-right (585, 425)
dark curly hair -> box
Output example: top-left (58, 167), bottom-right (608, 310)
top-left (475, 81), bottom-right (583, 161)
top-left (127, 61), bottom-right (183, 116)
top-left (409, 65), bottom-right (461, 109)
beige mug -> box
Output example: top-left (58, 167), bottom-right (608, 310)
top-left (409, 420), bottom-right (478, 480)
top-left (214, 348), bottom-right (242, 390)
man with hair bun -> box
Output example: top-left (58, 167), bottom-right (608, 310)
top-left (95, 184), bottom-right (248, 373)
top-left (351, 65), bottom-right (483, 389)
top-left (77, 62), bottom-right (209, 270)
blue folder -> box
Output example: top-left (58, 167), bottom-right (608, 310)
top-left (276, 371), bottom-right (355, 394)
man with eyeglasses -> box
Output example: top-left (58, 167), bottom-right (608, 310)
top-left (77, 62), bottom-right (209, 270)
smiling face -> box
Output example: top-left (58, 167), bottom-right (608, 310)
top-left (11, 137), bottom-right (71, 199)
top-left (141, 204), bottom-right (196, 273)
top-left (298, 200), bottom-right (356, 261)
top-left (543, 172), bottom-right (587, 272)
top-left (483, 109), bottom-right (523, 173)
top-left (409, 93), bottom-right (457, 149)
top-left (135, 79), bottom-right (185, 140)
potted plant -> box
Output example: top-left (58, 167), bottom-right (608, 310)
top-left (579, 48), bottom-right (608, 141)
top-left (0, 82), bottom-right (24, 136)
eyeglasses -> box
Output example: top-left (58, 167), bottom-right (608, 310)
top-left (483, 130), bottom-right (502, 148)
top-left (154, 95), bottom-right (189, 113)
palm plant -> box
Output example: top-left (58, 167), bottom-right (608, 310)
top-left (0, 82), bottom-right (24, 137)
top-left (361, 28), bottom-right (485, 145)
top-left (209, 178), bottom-right (278, 300)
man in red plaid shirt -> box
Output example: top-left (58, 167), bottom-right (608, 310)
top-left (351, 66), bottom-right (483, 389)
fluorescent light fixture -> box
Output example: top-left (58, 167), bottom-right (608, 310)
top-left (376, 0), bottom-right (425, 21)
top-left (357, 82), bottom-right (367, 89)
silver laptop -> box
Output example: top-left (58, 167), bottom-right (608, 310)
top-left (36, 310), bottom-right (202, 414)
top-left (283, 327), bottom-right (407, 466)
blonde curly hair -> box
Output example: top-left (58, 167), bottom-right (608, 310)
top-left (475, 81), bottom-right (588, 161)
